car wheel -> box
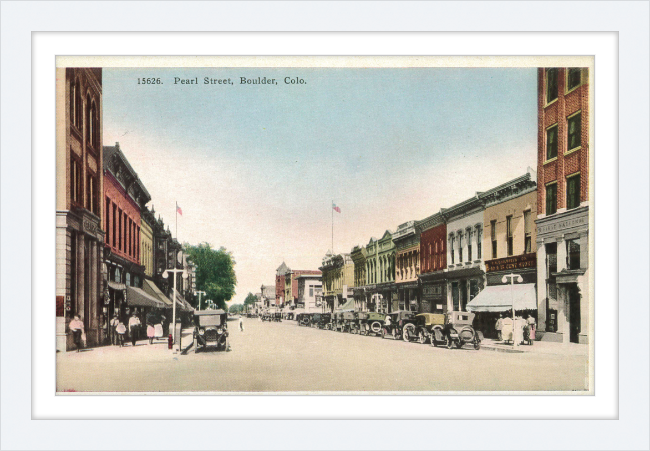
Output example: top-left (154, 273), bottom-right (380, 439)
top-left (473, 339), bottom-right (481, 350)
top-left (430, 335), bottom-right (437, 347)
top-left (418, 332), bottom-right (425, 344)
top-left (403, 324), bottom-right (414, 342)
top-left (456, 340), bottom-right (464, 349)
top-left (370, 322), bottom-right (382, 334)
top-left (445, 336), bottom-right (453, 349)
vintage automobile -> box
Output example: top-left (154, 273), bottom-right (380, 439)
top-left (402, 313), bottom-right (446, 344)
top-left (273, 312), bottom-right (283, 322)
top-left (341, 311), bottom-right (357, 333)
top-left (192, 309), bottom-right (229, 352)
top-left (359, 312), bottom-right (386, 336)
top-left (311, 313), bottom-right (322, 328)
top-left (381, 310), bottom-right (414, 340)
top-left (317, 313), bottom-right (333, 330)
top-left (430, 311), bottom-right (483, 350)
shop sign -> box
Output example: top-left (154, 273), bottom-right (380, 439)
top-left (537, 216), bottom-right (586, 235)
top-left (485, 253), bottom-right (536, 272)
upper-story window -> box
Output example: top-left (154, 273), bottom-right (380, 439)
top-left (475, 225), bottom-right (482, 259)
top-left (546, 68), bottom-right (558, 103)
top-left (70, 156), bottom-right (83, 207)
top-left (86, 172), bottom-right (98, 215)
top-left (566, 173), bottom-right (581, 210)
top-left (567, 68), bottom-right (581, 91)
top-left (546, 182), bottom-right (557, 215)
top-left (458, 232), bottom-right (463, 263)
top-left (524, 210), bottom-right (532, 253)
top-left (450, 235), bottom-right (455, 265)
top-left (567, 112), bottom-right (582, 151)
top-left (466, 228), bottom-right (473, 261)
top-left (546, 124), bottom-right (558, 160)
top-left (506, 216), bottom-right (514, 256)
top-left (490, 220), bottom-right (497, 259)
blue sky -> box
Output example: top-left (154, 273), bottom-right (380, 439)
top-left (103, 67), bottom-right (537, 304)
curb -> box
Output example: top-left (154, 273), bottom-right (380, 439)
top-left (480, 345), bottom-right (525, 354)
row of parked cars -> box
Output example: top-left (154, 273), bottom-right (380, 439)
top-left (293, 310), bottom-right (483, 350)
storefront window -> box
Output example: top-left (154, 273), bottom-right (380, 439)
top-left (567, 239), bottom-right (581, 270)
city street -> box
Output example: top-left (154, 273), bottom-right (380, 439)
top-left (57, 318), bottom-right (588, 393)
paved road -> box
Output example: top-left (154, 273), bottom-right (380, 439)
top-left (57, 318), bottom-right (588, 392)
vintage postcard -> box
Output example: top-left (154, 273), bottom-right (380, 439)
top-left (55, 56), bottom-right (594, 394)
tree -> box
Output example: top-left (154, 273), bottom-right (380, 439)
top-left (184, 242), bottom-right (236, 311)
top-left (244, 292), bottom-right (258, 307)
top-left (229, 304), bottom-right (244, 314)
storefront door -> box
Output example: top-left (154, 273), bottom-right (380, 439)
top-left (569, 284), bottom-right (581, 343)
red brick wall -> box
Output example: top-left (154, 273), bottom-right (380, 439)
top-left (420, 223), bottom-right (447, 274)
top-left (537, 67), bottom-right (589, 214)
top-left (103, 171), bottom-right (141, 265)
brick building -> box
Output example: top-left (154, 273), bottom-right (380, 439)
top-left (417, 213), bottom-right (447, 314)
top-left (56, 67), bottom-right (104, 350)
top-left (393, 220), bottom-right (421, 312)
top-left (535, 67), bottom-right (590, 344)
top-left (103, 143), bottom-right (162, 325)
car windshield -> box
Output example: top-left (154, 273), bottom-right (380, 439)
top-left (198, 315), bottom-right (222, 326)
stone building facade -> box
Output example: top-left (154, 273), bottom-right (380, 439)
top-left (319, 252), bottom-right (354, 312)
top-left (445, 196), bottom-right (485, 312)
top-left (350, 245), bottom-right (368, 311)
top-left (296, 274), bottom-right (323, 313)
top-left (535, 67), bottom-right (590, 344)
top-left (56, 67), bottom-right (105, 350)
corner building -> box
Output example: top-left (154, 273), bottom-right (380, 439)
top-left (535, 67), bottom-right (589, 344)
top-left (56, 67), bottom-right (104, 350)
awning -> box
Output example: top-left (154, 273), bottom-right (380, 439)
top-left (125, 286), bottom-right (166, 308)
top-left (336, 297), bottom-right (355, 312)
top-left (170, 291), bottom-right (193, 311)
top-left (107, 281), bottom-right (126, 290)
top-left (142, 279), bottom-right (173, 307)
top-left (466, 284), bottom-right (537, 312)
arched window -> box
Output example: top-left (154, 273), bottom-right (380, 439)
top-left (86, 93), bottom-right (92, 145)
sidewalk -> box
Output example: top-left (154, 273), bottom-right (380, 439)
top-left (480, 338), bottom-right (588, 356)
top-left (57, 328), bottom-right (194, 363)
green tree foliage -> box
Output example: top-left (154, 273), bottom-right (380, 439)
top-left (184, 242), bottom-right (236, 311)
top-left (229, 304), bottom-right (244, 314)
top-left (244, 292), bottom-right (258, 306)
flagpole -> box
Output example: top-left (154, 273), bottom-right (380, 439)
top-left (331, 200), bottom-right (334, 254)
top-left (175, 201), bottom-right (178, 241)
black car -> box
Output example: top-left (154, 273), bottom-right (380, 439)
top-left (192, 309), bottom-right (229, 352)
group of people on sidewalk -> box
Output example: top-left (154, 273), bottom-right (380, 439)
top-left (494, 311), bottom-right (536, 344)
top-left (68, 309), bottom-right (167, 351)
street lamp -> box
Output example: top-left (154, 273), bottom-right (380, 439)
top-left (163, 267), bottom-right (188, 349)
top-left (502, 273), bottom-right (523, 348)
top-left (196, 290), bottom-right (206, 310)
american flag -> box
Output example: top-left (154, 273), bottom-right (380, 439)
top-left (332, 202), bottom-right (341, 213)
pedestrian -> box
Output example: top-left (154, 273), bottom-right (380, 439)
top-left (154, 315), bottom-right (165, 342)
top-left (147, 320), bottom-right (155, 345)
top-left (128, 311), bottom-right (141, 347)
top-left (239, 316), bottom-right (244, 332)
top-left (495, 313), bottom-right (504, 341)
top-left (109, 314), bottom-right (119, 346)
top-left (69, 315), bottom-right (85, 352)
top-left (115, 320), bottom-right (126, 347)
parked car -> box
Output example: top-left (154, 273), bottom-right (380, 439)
top-left (430, 311), bottom-right (483, 350)
top-left (401, 314), bottom-right (428, 343)
top-left (381, 310), bottom-right (414, 340)
top-left (407, 312), bottom-right (446, 344)
top-left (192, 309), bottom-right (229, 352)
top-left (341, 311), bottom-right (356, 333)
top-left (359, 312), bottom-right (386, 336)
top-left (317, 313), bottom-right (333, 330)
top-left (273, 312), bottom-right (282, 322)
